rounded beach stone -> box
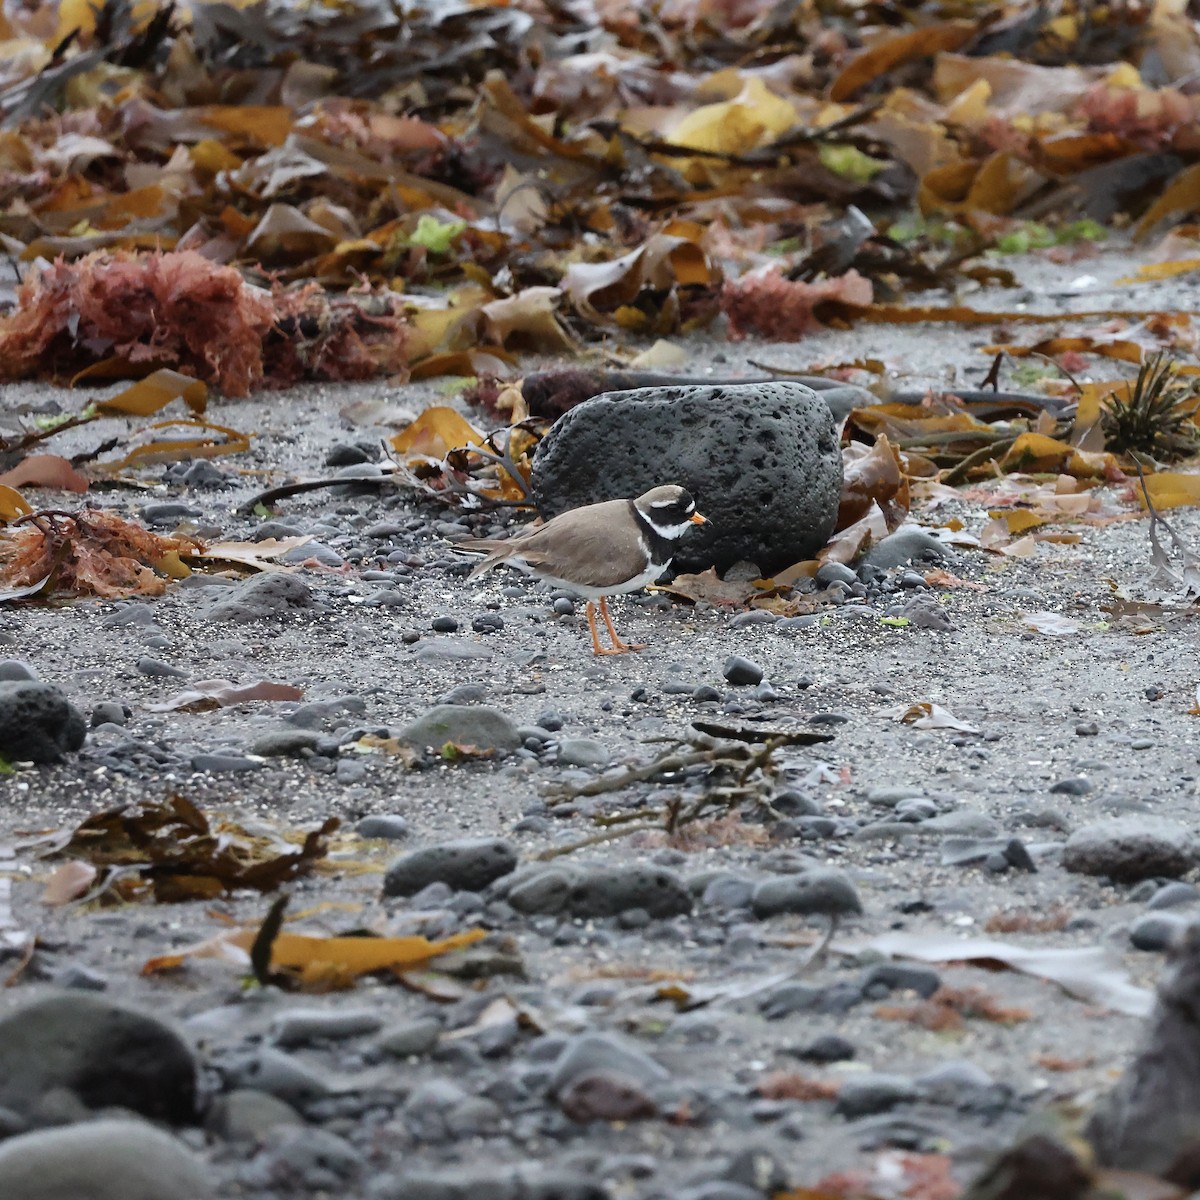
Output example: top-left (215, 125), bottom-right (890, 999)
top-left (530, 381), bottom-right (842, 575)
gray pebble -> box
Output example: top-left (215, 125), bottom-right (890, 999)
top-left (1149, 882), bottom-right (1200, 910)
top-left (1050, 776), bottom-right (1092, 795)
top-left (141, 502), bottom-right (202, 525)
top-left (221, 1047), bottom-right (330, 1105)
top-left (555, 738), bottom-right (611, 768)
top-left (835, 1073), bottom-right (918, 1118)
top-left (565, 864), bottom-right (693, 919)
top-left (356, 815), bottom-right (410, 841)
top-left (860, 963), bottom-right (941, 999)
top-left (0, 993), bottom-right (195, 1122)
top-left (723, 656), bottom-right (764, 686)
top-left (190, 753), bottom-right (262, 773)
top-left (751, 869), bottom-right (863, 919)
top-left (0, 1119), bottom-right (214, 1200)
top-left (90, 701), bottom-right (129, 728)
top-left (250, 729), bottom-right (322, 758)
top-left (378, 1017), bottom-right (442, 1058)
top-left (271, 1008), bottom-right (382, 1047)
top-left (207, 1088), bottom-right (303, 1143)
top-left (549, 1032), bottom-right (669, 1095)
top-left (1129, 913), bottom-right (1189, 952)
top-left (792, 1033), bottom-right (856, 1063)
top-left (383, 838), bottom-right (518, 897)
top-left (921, 810), bottom-right (1001, 838)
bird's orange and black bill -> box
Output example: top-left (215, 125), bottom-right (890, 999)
top-left (690, 512), bottom-right (708, 525)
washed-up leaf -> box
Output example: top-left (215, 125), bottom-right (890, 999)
top-left (110, 418), bottom-right (252, 469)
top-left (653, 568), bottom-right (764, 609)
top-left (37, 794), bottom-right (338, 904)
top-left (0, 509), bottom-right (199, 601)
top-left (1135, 162), bottom-right (1200, 240)
top-left (145, 679), bottom-right (304, 713)
top-left (389, 407), bottom-right (484, 460)
top-left (407, 214), bottom-right (466, 254)
top-left (838, 436), bottom-right (909, 531)
top-left (353, 734), bottom-right (419, 769)
top-left (849, 932), bottom-right (1154, 1017)
top-left (830, 22), bottom-right (976, 102)
top-left (245, 203), bottom-right (338, 263)
top-left (409, 350), bottom-right (513, 382)
top-left (482, 288), bottom-right (575, 353)
top-left (1000, 432), bottom-right (1113, 478)
top-left (755, 1071), bottom-right (840, 1102)
top-left (1118, 259), bottom-right (1200, 284)
top-left (1022, 611), bottom-right (1082, 636)
top-left (40, 860), bottom-right (98, 906)
top-left (0, 454), bottom-right (88, 493)
top-left (0, 488), bottom-right (32, 523)
top-left (987, 336), bottom-right (1143, 365)
top-left (142, 923), bottom-right (485, 990)
top-left (818, 144), bottom-right (887, 184)
top-left (817, 503), bottom-right (890, 567)
top-left (1138, 473), bottom-right (1200, 511)
top-left (628, 341), bottom-right (688, 369)
top-left (93, 369), bottom-right (207, 417)
top-left (187, 537), bottom-right (312, 572)
top-left (667, 76), bottom-right (796, 154)
top-left (563, 232), bottom-right (716, 325)
top-left (893, 701), bottom-right (980, 733)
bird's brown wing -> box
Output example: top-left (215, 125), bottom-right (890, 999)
top-left (500, 500), bottom-right (652, 590)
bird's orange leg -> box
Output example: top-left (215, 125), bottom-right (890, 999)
top-left (600, 595), bottom-right (645, 653)
top-left (586, 601), bottom-right (624, 656)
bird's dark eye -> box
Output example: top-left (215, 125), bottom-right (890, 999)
top-left (653, 502), bottom-right (689, 521)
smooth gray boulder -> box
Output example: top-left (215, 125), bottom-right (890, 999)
top-left (0, 1119), bottom-right (214, 1200)
top-left (207, 572), bottom-right (314, 622)
top-left (0, 993), bottom-right (196, 1123)
top-left (530, 381), bottom-right (842, 575)
top-left (751, 868), bottom-right (863, 919)
top-left (1062, 817), bottom-right (1195, 883)
top-left (0, 681), bottom-right (86, 764)
top-left (397, 705), bottom-right (521, 753)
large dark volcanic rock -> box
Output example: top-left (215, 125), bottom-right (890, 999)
top-left (530, 381), bottom-right (842, 576)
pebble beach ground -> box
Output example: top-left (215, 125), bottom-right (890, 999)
top-left (2, 243), bottom-right (1200, 1197)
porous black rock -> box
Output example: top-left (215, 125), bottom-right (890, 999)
top-left (566, 865), bottom-right (693, 919)
top-left (530, 381), bottom-right (842, 575)
top-left (0, 680), bottom-right (87, 763)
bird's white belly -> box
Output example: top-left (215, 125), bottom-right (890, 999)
top-left (505, 557), bottom-right (666, 601)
